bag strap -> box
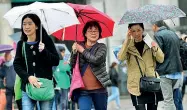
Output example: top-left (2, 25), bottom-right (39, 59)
top-left (135, 56), bottom-right (144, 77)
top-left (135, 56), bottom-right (157, 78)
top-left (22, 42), bottom-right (28, 73)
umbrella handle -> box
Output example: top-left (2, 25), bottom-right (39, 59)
top-left (40, 23), bottom-right (42, 42)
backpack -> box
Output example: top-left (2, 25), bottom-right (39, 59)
top-left (180, 40), bottom-right (187, 70)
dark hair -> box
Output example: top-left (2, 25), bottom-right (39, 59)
top-left (128, 23), bottom-right (144, 30)
top-left (110, 62), bottom-right (117, 68)
top-left (82, 21), bottom-right (102, 41)
top-left (58, 46), bottom-right (65, 52)
top-left (20, 13), bottom-right (48, 42)
top-left (153, 20), bottom-right (170, 29)
top-left (184, 36), bottom-right (187, 41)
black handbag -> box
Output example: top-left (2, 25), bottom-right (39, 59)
top-left (135, 56), bottom-right (161, 92)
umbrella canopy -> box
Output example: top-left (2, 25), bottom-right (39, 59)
top-left (3, 2), bottom-right (79, 35)
top-left (119, 4), bottom-right (186, 24)
top-left (52, 3), bottom-right (115, 41)
top-left (0, 44), bottom-right (13, 54)
top-left (55, 43), bottom-right (70, 62)
top-left (9, 32), bottom-right (21, 43)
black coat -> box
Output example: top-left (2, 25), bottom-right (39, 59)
top-left (70, 42), bottom-right (111, 88)
top-left (154, 26), bottom-right (183, 75)
top-left (180, 40), bottom-right (187, 70)
top-left (13, 36), bottom-right (59, 91)
top-left (109, 68), bottom-right (118, 87)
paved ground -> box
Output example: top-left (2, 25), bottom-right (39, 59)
top-left (108, 94), bottom-right (187, 110)
top-left (13, 94), bottom-right (187, 110)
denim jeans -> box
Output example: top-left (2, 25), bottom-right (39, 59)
top-left (52, 89), bottom-right (69, 110)
top-left (108, 86), bottom-right (120, 107)
top-left (173, 88), bottom-right (183, 110)
top-left (160, 77), bottom-right (177, 110)
top-left (78, 88), bottom-right (108, 110)
top-left (22, 91), bottom-right (54, 110)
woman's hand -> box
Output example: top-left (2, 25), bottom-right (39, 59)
top-left (151, 41), bottom-right (158, 52)
top-left (127, 29), bottom-right (132, 39)
top-left (39, 42), bottom-right (45, 52)
top-left (72, 42), bottom-right (85, 53)
top-left (28, 76), bottom-right (41, 88)
top-left (76, 44), bottom-right (85, 53)
top-left (72, 42), bottom-right (77, 54)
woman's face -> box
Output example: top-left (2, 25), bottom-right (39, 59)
top-left (85, 26), bottom-right (99, 42)
top-left (60, 51), bottom-right (65, 57)
top-left (130, 25), bottom-right (144, 42)
top-left (22, 17), bottom-right (37, 37)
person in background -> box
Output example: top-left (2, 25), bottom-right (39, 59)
top-left (1, 52), bottom-right (16, 110)
top-left (0, 56), bottom-right (6, 110)
top-left (108, 62), bottom-right (121, 109)
top-left (180, 35), bottom-right (187, 99)
top-left (70, 21), bottom-right (111, 110)
top-left (13, 13), bottom-right (59, 110)
top-left (118, 23), bottom-right (164, 110)
top-left (53, 46), bottom-right (71, 110)
top-left (152, 20), bottom-right (183, 110)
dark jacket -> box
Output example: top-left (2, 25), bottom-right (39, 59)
top-left (180, 40), bottom-right (187, 70)
top-left (70, 42), bottom-right (111, 88)
top-left (109, 68), bottom-right (118, 87)
top-left (2, 59), bottom-right (16, 89)
top-left (13, 36), bottom-right (59, 91)
top-left (154, 26), bottom-right (183, 75)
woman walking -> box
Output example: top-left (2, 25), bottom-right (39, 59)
top-left (118, 23), bottom-right (164, 110)
top-left (13, 13), bottom-right (59, 110)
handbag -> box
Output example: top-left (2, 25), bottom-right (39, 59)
top-left (22, 42), bottom-right (54, 101)
top-left (135, 56), bottom-right (161, 92)
top-left (69, 54), bottom-right (85, 102)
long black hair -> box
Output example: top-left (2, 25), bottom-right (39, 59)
top-left (20, 13), bottom-right (48, 42)
top-left (82, 21), bottom-right (102, 41)
top-left (128, 23), bottom-right (144, 30)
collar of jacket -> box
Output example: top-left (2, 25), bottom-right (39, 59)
top-left (157, 26), bottom-right (167, 32)
top-left (80, 42), bottom-right (98, 50)
top-left (127, 39), bottom-right (149, 60)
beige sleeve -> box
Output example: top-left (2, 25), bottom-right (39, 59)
top-left (152, 46), bottom-right (164, 63)
top-left (118, 38), bottom-right (132, 61)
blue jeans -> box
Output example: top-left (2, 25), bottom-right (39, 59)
top-left (22, 91), bottom-right (54, 110)
top-left (78, 89), bottom-right (108, 110)
top-left (108, 86), bottom-right (120, 107)
top-left (173, 88), bottom-right (183, 110)
top-left (52, 89), bottom-right (69, 110)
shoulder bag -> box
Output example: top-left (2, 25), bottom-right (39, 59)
top-left (135, 56), bottom-right (161, 92)
top-left (22, 42), bottom-right (54, 101)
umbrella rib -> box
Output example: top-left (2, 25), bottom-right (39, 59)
top-left (51, 8), bottom-right (70, 14)
top-left (80, 13), bottom-right (113, 36)
top-left (78, 14), bottom-right (86, 24)
top-left (12, 10), bottom-right (32, 27)
top-left (41, 9), bottom-right (50, 34)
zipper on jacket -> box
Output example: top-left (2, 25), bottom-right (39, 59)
top-left (136, 96), bottom-right (139, 105)
top-left (154, 92), bottom-right (157, 105)
top-left (89, 64), bottom-right (105, 88)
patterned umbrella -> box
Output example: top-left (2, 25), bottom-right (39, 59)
top-left (119, 4), bottom-right (186, 24)
top-left (0, 44), bottom-right (13, 54)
